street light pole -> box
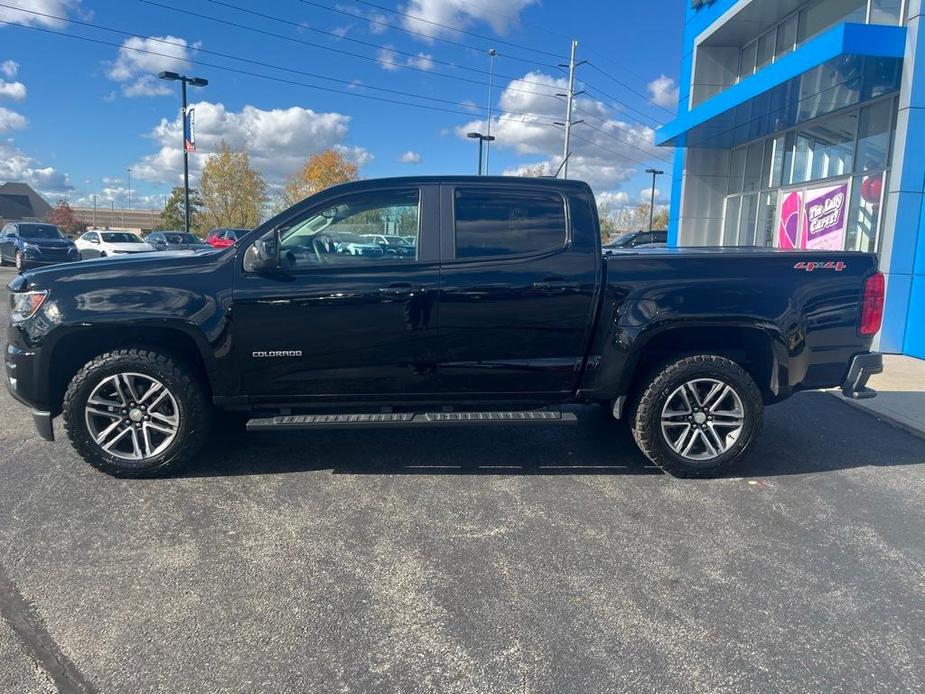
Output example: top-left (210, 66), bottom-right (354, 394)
top-left (159, 71), bottom-right (208, 234)
top-left (467, 132), bottom-right (496, 175)
top-left (127, 168), bottom-right (132, 212)
top-left (485, 48), bottom-right (497, 175)
top-left (645, 168), bottom-right (665, 231)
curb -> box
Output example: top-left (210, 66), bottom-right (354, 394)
top-left (827, 391), bottom-right (925, 442)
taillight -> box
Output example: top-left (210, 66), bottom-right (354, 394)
top-left (859, 272), bottom-right (884, 336)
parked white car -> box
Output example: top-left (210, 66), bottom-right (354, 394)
top-left (75, 231), bottom-right (155, 259)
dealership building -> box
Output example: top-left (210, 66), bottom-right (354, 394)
top-left (657, 0), bottom-right (924, 358)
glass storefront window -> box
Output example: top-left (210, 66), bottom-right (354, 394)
top-left (846, 172), bottom-right (885, 252)
top-left (777, 14), bottom-right (799, 58)
top-left (723, 196), bottom-right (741, 245)
top-left (757, 30), bottom-right (776, 71)
top-left (740, 41), bottom-right (758, 81)
top-left (743, 141), bottom-right (765, 193)
top-left (769, 135), bottom-right (786, 187)
top-left (757, 191), bottom-right (779, 247)
top-left (720, 96), bottom-right (896, 251)
top-left (729, 147), bottom-right (746, 194)
top-left (799, 0), bottom-right (867, 45)
top-left (857, 99), bottom-right (894, 171)
top-left (869, 0), bottom-right (904, 25)
top-left (806, 112), bottom-right (857, 180)
top-left (740, 193), bottom-right (760, 245)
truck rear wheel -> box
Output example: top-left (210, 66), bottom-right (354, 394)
top-left (63, 349), bottom-right (212, 477)
top-left (630, 355), bottom-right (763, 478)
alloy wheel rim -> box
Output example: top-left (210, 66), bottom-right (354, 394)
top-left (84, 372), bottom-right (180, 461)
top-left (15, 252), bottom-right (22, 271)
top-left (660, 378), bottom-right (745, 462)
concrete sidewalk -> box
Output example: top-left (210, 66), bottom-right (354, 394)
top-left (835, 355), bottom-right (925, 440)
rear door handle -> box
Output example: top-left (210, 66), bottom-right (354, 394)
top-left (379, 283), bottom-right (416, 297)
top-left (532, 278), bottom-right (581, 291)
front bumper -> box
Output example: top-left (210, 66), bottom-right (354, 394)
top-left (841, 352), bottom-right (883, 400)
top-left (5, 340), bottom-right (54, 440)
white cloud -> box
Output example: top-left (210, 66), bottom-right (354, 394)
top-left (106, 35), bottom-right (196, 98)
top-left (597, 190), bottom-right (631, 212)
top-left (0, 80), bottom-right (26, 100)
top-left (465, 71), bottom-right (662, 190)
top-left (131, 101), bottom-right (371, 187)
top-left (1, 60), bottom-right (18, 78)
top-left (0, 1), bottom-right (82, 29)
top-left (0, 107), bottom-right (26, 131)
top-left (647, 75), bottom-right (679, 109)
top-left (0, 139), bottom-right (72, 193)
top-left (400, 150), bottom-right (422, 164)
top-left (638, 187), bottom-right (666, 205)
top-left (377, 46), bottom-right (400, 71)
top-left (401, 0), bottom-right (538, 39)
top-left (406, 52), bottom-right (435, 70)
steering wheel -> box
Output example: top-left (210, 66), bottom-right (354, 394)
top-left (312, 236), bottom-right (328, 264)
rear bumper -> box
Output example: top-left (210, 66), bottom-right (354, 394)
top-left (841, 352), bottom-right (882, 400)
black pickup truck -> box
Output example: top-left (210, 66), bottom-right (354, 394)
top-left (5, 176), bottom-right (884, 478)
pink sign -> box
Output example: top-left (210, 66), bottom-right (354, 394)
top-left (777, 190), bottom-right (804, 249)
top-left (804, 183), bottom-right (849, 250)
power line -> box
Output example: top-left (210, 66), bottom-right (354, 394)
top-left (349, 0), bottom-right (568, 60)
top-left (146, 0), bottom-right (665, 135)
top-left (587, 62), bottom-right (676, 118)
top-left (0, 18), bottom-right (521, 121)
top-left (0, 6), bottom-right (669, 171)
top-left (294, 0), bottom-right (561, 72)
top-left (0, 2), bottom-right (562, 122)
top-left (136, 0), bottom-right (566, 105)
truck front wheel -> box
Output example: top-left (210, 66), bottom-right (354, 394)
top-left (630, 355), bottom-right (763, 478)
top-left (63, 349), bottom-right (212, 477)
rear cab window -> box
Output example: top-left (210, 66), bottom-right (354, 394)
top-left (452, 188), bottom-right (568, 260)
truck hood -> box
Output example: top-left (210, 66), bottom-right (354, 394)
top-left (11, 248), bottom-right (231, 291)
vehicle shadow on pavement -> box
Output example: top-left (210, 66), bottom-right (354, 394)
top-left (180, 392), bottom-right (924, 479)
top-left (182, 405), bottom-right (662, 478)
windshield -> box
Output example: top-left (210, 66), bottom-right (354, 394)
top-left (605, 233), bottom-right (638, 248)
top-left (19, 224), bottom-right (63, 240)
top-left (101, 232), bottom-right (144, 243)
top-left (164, 233), bottom-right (200, 244)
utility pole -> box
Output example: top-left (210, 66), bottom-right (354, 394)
top-left (646, 168), bottom-right (665, 231)
top-left (92, 194), bottom-right (97, 228)
top-left (485, 48), bottom-right (497, 175)
top-left (127, 168), bottom-right (132, 212)
top-left (556, 40), bottom-right (586, 180)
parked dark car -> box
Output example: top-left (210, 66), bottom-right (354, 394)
top-left (603, 230), bottom-right (668, 251)
top-left (205, 228), bottom-right (249, 249)
top-left (0, 222), bottom-right (80, 272)
top-left (5, 176), bottom-right (883, 480)
top-left (147, 231), bottom-right (212, 252)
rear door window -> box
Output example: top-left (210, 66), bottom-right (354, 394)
top-left (453, 188), bottom-right (567, 259)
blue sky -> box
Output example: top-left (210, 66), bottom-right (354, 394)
top-left (0, 0), bottom-right (683, 213)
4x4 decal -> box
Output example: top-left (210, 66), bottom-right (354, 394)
top-left (794, 261), bottom-right (847, 272)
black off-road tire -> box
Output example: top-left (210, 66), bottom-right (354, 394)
top-left (630, 355), bottom-right (764, 478)
top-left (63, 349), bottom-right (212, 477)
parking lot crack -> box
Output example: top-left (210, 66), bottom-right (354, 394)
top-left (0, 563), bottom-right (95, 694)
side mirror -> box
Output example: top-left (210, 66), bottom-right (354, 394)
top-left (243, 230), bottom-right (280, 273)
top-left (91, 238), bottom-right (100, 244)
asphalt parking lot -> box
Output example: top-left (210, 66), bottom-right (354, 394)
top-left (0, 265), bottom-right (923, 693)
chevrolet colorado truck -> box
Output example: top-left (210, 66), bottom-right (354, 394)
top-left (5, 176), bottom-right (884, 478)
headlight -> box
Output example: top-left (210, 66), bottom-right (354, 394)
top-left (23, 243), bottom-right (40, 254)
top-left (10, 290), bottom-right (48, 323)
